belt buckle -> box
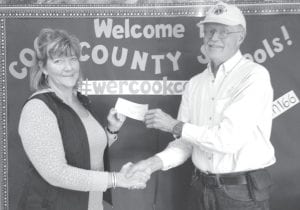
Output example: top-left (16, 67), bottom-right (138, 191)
top-left (206, 174), bottom-right (221, 188)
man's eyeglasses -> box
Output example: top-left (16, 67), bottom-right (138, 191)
top-left (204, 28), bottom-right (243, 39)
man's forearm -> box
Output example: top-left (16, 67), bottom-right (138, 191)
top-left (147, 156), bottom-right (164, 173)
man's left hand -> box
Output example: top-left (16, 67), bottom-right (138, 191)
top-left (144, 109), bottom-right (178, 133)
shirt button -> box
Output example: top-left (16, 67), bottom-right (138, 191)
top-left (208, 156), bottom-right (212, 160)
top-left (209, 117), bottom-right (212, 120)
top-left (211, 97), bottom-right (215, 101)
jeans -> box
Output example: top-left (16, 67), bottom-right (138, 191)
top-left (187, 170), bottom-right (271, 210)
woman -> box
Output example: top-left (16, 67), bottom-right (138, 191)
top-left (17, 28), bottom-right (149, 210)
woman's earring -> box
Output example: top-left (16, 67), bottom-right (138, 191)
top-left (43, 73), bottom-right (48, 84)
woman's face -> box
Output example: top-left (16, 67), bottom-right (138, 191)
top-left (43, 55), bottom-right (80, 91)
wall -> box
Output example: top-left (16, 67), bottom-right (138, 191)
top-left (1, 4), bottom-right (300, 210)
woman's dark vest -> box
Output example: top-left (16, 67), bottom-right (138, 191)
top-left (17, 92), bottom-right (112, 210)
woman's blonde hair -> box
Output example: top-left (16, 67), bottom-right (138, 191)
top-left (30, 28), bottom-right (82, 91)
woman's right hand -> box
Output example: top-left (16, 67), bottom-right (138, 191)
top-left (107, 108), bottom-right (126, 133)
top-left (115, 162), bottom-right (151, 189)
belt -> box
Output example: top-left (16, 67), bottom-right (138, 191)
top-left (193, 168), bottom-right (248, 188)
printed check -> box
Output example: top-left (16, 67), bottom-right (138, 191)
top-left (115, 98), bottom-right (149, 121)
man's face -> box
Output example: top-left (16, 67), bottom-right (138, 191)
top-left (203, 23), bottom-right (244, 64)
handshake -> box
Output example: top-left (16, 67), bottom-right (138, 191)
top-left (111, 156), bottom-right (162, 190)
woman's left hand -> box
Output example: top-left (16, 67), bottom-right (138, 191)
top-left (107, 108), bottom-right (126, 132)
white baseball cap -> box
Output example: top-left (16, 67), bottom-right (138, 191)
top-left (199, 1), bottom-right (246, 30)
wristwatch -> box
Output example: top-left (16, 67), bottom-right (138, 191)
top-left (172, 121), bottom-right (184, 138)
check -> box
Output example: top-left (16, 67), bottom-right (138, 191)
top-left (115, 98), bottom-right (149, 121)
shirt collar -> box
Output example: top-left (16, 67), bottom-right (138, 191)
top-left (208, 50), bottom-right (243, 77)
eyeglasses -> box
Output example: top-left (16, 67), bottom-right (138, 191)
top-left (204, 28), bottom-right (243, 39)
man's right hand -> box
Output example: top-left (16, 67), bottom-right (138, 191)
top-left (125, 156), bottom-right (163, 178)
top-left (116, 162), bottom-right (150, 189)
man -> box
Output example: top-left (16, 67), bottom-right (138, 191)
top-left (127, 1), bottom-right (276, 210)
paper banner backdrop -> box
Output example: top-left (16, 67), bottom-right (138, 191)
top-left (3, 12), bottom-right (300, 210)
